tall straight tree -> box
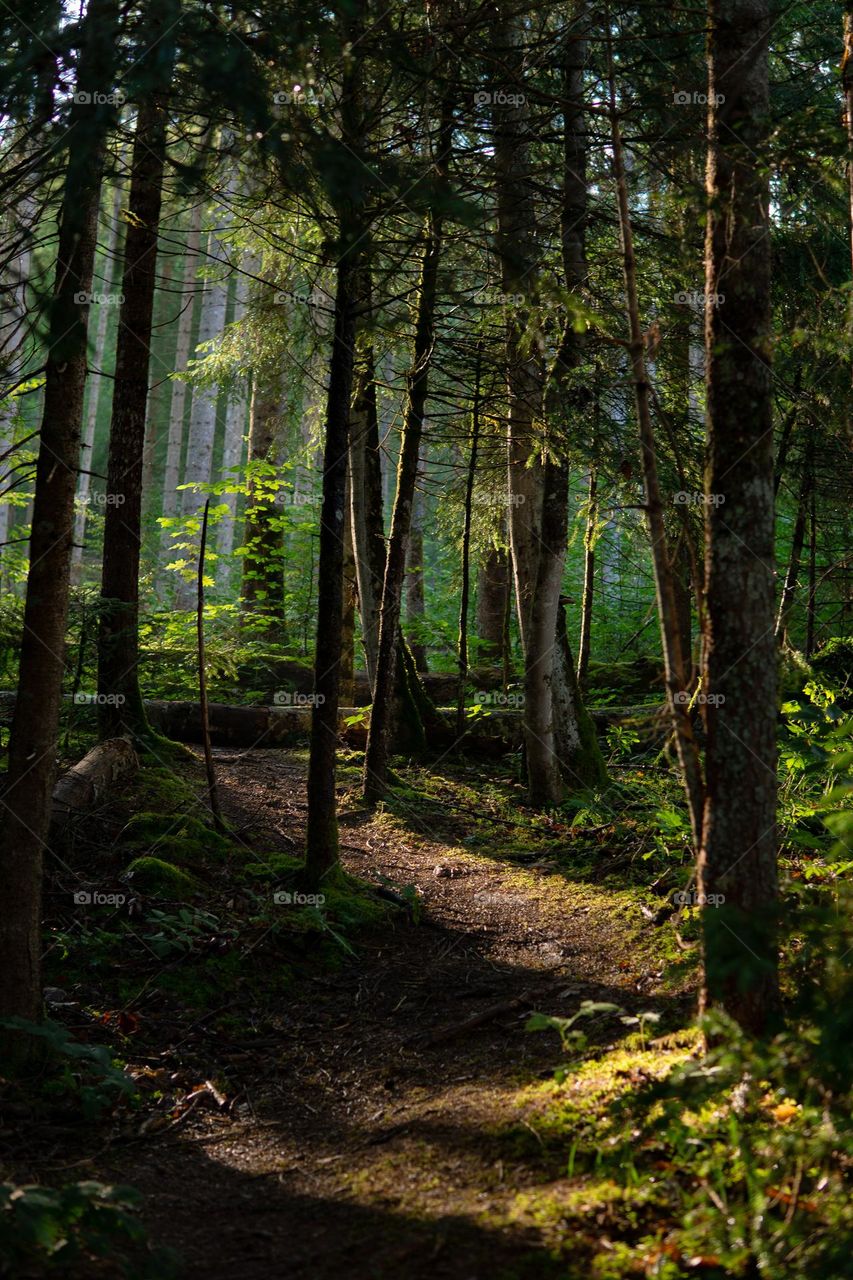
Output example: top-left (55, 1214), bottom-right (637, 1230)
top-left (305, 3), bottom-right (368, 881)
top-left (97, 0), bottom-right (179, 739)
top-left (362, 96), bottom-right (453, 805)
top-left (0, 0), bottom-right (120, 1034)
top-left (698, 0), bottom-right (782, 1034)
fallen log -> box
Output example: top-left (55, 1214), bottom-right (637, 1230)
top-left (0, 692), bottom-right (666, 753)
top-left (51, 737), bottom-right (138, 829)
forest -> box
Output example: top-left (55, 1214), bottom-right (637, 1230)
top-left (0, 0), bottom-right (851, 1276)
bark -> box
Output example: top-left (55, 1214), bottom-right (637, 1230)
top-left (476, 545), bottom-right (510, 666)
top-left (406, 474), bottom-right (428, 671)
top-left (305, 247), bottom-right (361, 878)
top-left (215, 269), bottom-right (250, 584)
top-left (71, 180), bottom-right (124, 583)
top-left (492, 12), bottom-right (553, 798)
top-left (304, 7), bottom-right (367, 878)
top-left (348, 321), bottom-right (385, 688)
top-left (362, 98), bottom-right (452, 804)
top-left (0, 0), bottom-right (119, 1036)
top-left (174, 231), bottom-right (227, 609)
top-left (98, 29), bottom-right (174, 740)
top-left (699, 0), bottom-right (781, 1034)
top-left (577, 467), bottom-right (597, 688)
top-left (341, 468), bottom-right (357, 707)
top-left (140, 251), bottom-right (173, 510)
top-left (156, 201), bottom-right (202, 594)
top-left (51, 739), bottom-right (137, 831)
top-left (457, 347), bottom-right (482, 741)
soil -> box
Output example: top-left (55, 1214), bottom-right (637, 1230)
top-left (62, 748), bottom-right (686, 1278)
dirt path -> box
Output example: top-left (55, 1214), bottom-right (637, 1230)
top-left (102, 749), bottom-right (676, 1279)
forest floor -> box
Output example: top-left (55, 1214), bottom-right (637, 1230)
top-left (15, 745), bottom-right (700, 1279)
top-left (112, 748), bottom-right (695, 1278)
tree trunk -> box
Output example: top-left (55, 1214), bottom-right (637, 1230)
top-left (577, 466), bottom-right (597, 688)
top-left (349, 318), bottom-right (385, 689)
top-left (305, 248), bottom-right (361, 879)
top-left (476, 545), bottom-right (509, 667)
top-left (607, 40), bottom-right (704, 842)
top-left (71, 179), bottom-right (124, 583)
top-left (406, 473), bottom-right (428, 671)
top-left (457, 347), bottom-right (482, 741)
top-left (174, 242), bottom-right (227, 609)
top-left (304, 1), bottom-right (367, 880)
top-left (156, 201), bottom-right (202, 596)
top-left (341, 468), bottom-right (356, 706)
top-left (775, 450), bottom-right (812, 643)
top-left (362, 99), bottom-right (452, 804)
top-left (215, 269), bottom-right (250, 585)
top-left (98, 24), bottom-right (175, 740)
top-left (0, 0), bottom-right (119, 1037)
top-left (240, 357), bottom-right (286, 638)
top-left (699, 0), bottom-right (781, 1035)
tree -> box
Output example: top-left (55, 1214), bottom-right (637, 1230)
top-left (0, 0), bottom-right (121, 1036)
top-left (97, 0), bottom-right (178, 740)
top-left (698, 0), bottom-right (782, 1034)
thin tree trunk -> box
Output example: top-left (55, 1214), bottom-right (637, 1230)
top-left (240, 358), bottom-right (286, 637)
top-left (457, 346), bottom-right (482, 741)
top-left (174, 235), bottom-right (227, 609)
top-left (698, 0), bottom-right (781, 1035)
top-left (71, 180), bottom-right (123, 583)
top-left (98, 23), bottom-right (175, 739)
top-left (775, 450), bottom-right (812, 643)
top-left (197, 499), bottom-right (224, 831)
top-left (477, 545), bottom-right (509, 667)
top-left (304, 1), bottom-right (367, 880)
top-left (349, 322), bottom-right (385, 689)
top-left (341, 468), bottom-right (356, 706)
top-left (0, 0), bottom-right (119, 1037)
top-left (607, 41), bottom-right (704, 843)
top-left (806, 488), bottom-right (817, 658)
top-left (215, 269), bottom-right (250, 584)
top-left (362, 98), bottom-right (452, 805)
top-left (156, 201), bottom-right (202, 598)
top-left (577, 466), bottom-right (597, 688)
top-left (406, 473), bottom-right (428, 671)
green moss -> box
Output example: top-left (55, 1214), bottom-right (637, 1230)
top-left (124, 856), bottom-right (201, 895)
top-left (124, 810), bottom-right (232, 865)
